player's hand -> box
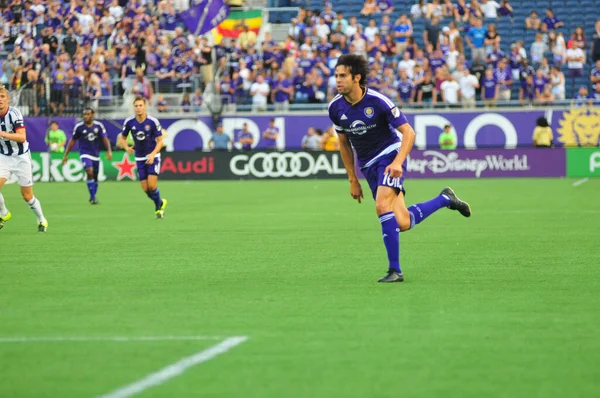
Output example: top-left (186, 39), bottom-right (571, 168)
top-left (125, 146), bottom-right (134, 155)
top-left (145, 154), bottom-right (155, 164)
top-left (384, 161), bottom-right (404, 179)
top-left (106, 152), bottom-right (113, 161)
top-left (350, 179), bottom-right (364, 203)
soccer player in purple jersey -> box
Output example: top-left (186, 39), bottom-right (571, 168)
top-left (62, 108), bottom-right (113, 204)
top-left (119, 97), bottom-right (168, 219)
top-left (328, 55), bottom-right (471, 283)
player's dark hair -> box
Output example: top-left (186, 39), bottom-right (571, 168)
top-left (83, 107), bottom-right (95, 114)
top-left (536, 117), bottom-right (549, 128)
top-left (335, 54), bottom-right (369, 86)
top-left (133, 96), bottom-right (146, 105)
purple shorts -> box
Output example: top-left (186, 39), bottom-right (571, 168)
top-left (136, 157), bottom-right (161, 181)
top-left (80, 156), bottom-right (99, 170)
top-left (361, 151), bottom-right (407, 200)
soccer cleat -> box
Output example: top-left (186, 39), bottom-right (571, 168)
top-left (378, 269), bottom-right (404, 283)
top-left (89, 198), bottom-right (99, 205)
top-left (0, 211), bottom-right (12, 230)
top-left (38, 220), bottom-right (48, 232)
top-left (160, 198), bottom-right (168, 211)
top-left (155, 210), bottom-right (164, 219)
top-left (441, 187), bottom-right (471, 218)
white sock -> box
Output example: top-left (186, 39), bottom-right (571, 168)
top-left (0, 193), bottom-right (8, 217)
top-left (27, 197), bottom-right (46, 223)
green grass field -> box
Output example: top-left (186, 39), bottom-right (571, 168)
top-left (0, 178), bottom-right (598, 398)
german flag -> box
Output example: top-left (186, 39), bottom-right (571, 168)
top-left (213, 9), bottom-right (262, 44)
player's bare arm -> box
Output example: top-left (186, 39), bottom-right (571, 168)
top-left (146, 136), bottom-right (163, 164)
top-left (120, 133), bottom-right (134, 155)
top-left (62, 138), bottom-right (77, 166)
top-left (385, 123), bottom-right (415, 178)
top-left (0, 127), bottom-right (26, 143)
top-left (103, 137), bottom-right (113, 160)
top-left (338, 132), bottom-right (364, 203)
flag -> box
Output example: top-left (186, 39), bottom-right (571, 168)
top-left (212, 9), bottom-right (262, 44)
top-left (178, 0), bottom-right (230, 36)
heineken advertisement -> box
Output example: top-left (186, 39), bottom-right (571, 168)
top-left (31, 152), bottom-right (138, 182)
top-left (566, 148), bottom-right (600, 177)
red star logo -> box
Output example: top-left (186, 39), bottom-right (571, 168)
top-left (112, 153), bottom-right (137, 181)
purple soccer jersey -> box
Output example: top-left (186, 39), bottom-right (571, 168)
top-left (72, 121), bottom-right (107, 160)
top-left (328, 88), bottom-right (408, 167)
top-left (121, 115), bottom-right (163, 160)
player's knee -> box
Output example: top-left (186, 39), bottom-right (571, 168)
top-left (394, 209), bottom-right (411, 231)
top-left (21, 192), bottom-right (33, 202)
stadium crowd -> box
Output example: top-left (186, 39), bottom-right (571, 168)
top-left (1, 0), bottom-right (599, 116)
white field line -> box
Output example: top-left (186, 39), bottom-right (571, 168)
top-left (96, 336), bottom-right (248, 398)
top-left (572, 178), bottom-right (589, 187)
top-left (0, 336), bottom-right (225, 343)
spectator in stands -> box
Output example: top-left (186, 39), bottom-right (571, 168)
top-left (566, 43), bottom-right (586, 79)
top-left (396, 69), bottom-right (415, 107)
top-left (572, 85), bottom-right (591, 107)
top-left (209, 123), bottom-right (231, 152)
top-left (377, 0), bottom-right (394, 14)
top-left (549, 66), bottom-right (565, 101)
top-left (539, 57), bottom-right (550, 76)
top-left (486, 42), bottom-right (504, 68)
top-left (533, 68), bottom-right (548, 97)
top-left (424, 16), bottom-right (442, 51)
top-left (469, 0), bottom-right (483, 18)
top-left (426, 0), bottom-right (444, 20)
top-left (467, 18), bottom-right (486, 63)
top-left (441, 0), bottom-right (455, 18)
top-left (498, 0), bottom-right (513, 17)
top-left (454, 0), bottom-right (470, 22)
top-left (302, 127), bottom-right (322, 151)
top-left (481, 0), bottom-right (500, 19)
top-left (542, 8), bottom-right (563, 30)
top-left (50, 63), bottom-right (66, 116)
top-left (394, 14), bottom-right (413, 57)
top-left (237, 123), bottom-right (254, 151)
top-left (439, 125), bottom-right (457, 150)
top-left (417, 72), bottom-right (437, 106)
top-left (532, 117), bottom-right (553, 147)
top-left (460, 68), bottom-right (480, 108)
top-left (549, 31), bottom-right (566, 65)
top-left (360, 0), bottom-right (377, 16)
top-left (592, 82), bottom-right (600, 105)
top-left (364, 19), bottom-right (378, 43)
top-left (262, 119), bottom-right (280, 150)
top-left (271, 70), bottom-right (293, 112)
top-left (321, 3), bottom-right (336, 26)
top-left (156, 94), bottom-right (168, 113)
top-left (537, 85), bottom-right (554, 106)
top-left (440, 72), bottom-right (461, 106)
top-left (591, 20), bottom-right (600, 62)
top-left (530, 33), bottom-right (547, 64)
top-left (525, 11), bottom-right (542, 31)
top-left (181, 93), bottom-right (191, 113)
top-left (410, 0), bottom-right (427, 20)
top-left (250, 74), bottom-right (270, 112)
top-left (569, 27), bottom-right (587, 52)
top-left (519, 74), bottom-right (536, 106)
top-left (481, 67), bottom-right (498, 106)
top-left (495, 59), bottom-right (512, 102)
top-left (591, 60), bottom-right (600, 85)
top-left (131, 68), bottom-right (152, 101)
top-left (484, 23), bottom-right (500, 55)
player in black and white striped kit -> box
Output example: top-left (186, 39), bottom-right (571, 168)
top-left (0, 85), bottom-right (48, 232)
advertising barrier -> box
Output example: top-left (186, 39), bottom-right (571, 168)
top-left (566, 148), bottom-right (600, 177)
top-left (22, 107), bottom-right (600, 151)
top-left (25, 149), bottom-right (566, 182)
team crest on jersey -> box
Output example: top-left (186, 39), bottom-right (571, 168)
top-left (391, 107), bottom-right (400, 118)
top-left (94, 128), bottom-right (98, 133)
top-left (364, 107), bottom-right (374, 118)
top-left (145, 124), bottom-right (151, 131)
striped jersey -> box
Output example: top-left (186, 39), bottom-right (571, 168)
top-left (0, 106), bottom-right (28, 156)
top-left (121, 115), bottom-right (162, 160)
top-left (328, 88), bottom-right (408, 168)
top-left (72, 120), bottom-right (108, 159)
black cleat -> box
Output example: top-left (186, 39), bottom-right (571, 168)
top-left (37, 221), bottom-right (48, 232)
top-left (89, 198), bottom-right (99, 205)
top-left (441, 187), bottom-right (471, 218)
top-left (378, 270), bottom-right (404, 283)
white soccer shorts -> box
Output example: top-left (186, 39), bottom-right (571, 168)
top-left (0, 153), bottom-right (34, 187)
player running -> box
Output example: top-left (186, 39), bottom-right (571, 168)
top-left (328, 55), bottom-right (471, 283)
top-left (0, 85), bottom-right (49, 232)
top-left (62, 108), bottom-right (113, 204)
top-left (119, 97), bottom-right (167, 219)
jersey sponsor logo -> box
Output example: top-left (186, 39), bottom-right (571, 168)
top-left (230, 151), bottom-right (346, 178)
top-left (135, 131), bottom-right (146, 141)
top-left (364, 107), bottom-right (374, 118)
top-left (391, 107), bottom-right (400, 118)
top-left (349, 120), bottom-right (370, 135)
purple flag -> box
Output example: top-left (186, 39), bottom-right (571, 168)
top-left (178, 0), bottom-right (230, 36)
